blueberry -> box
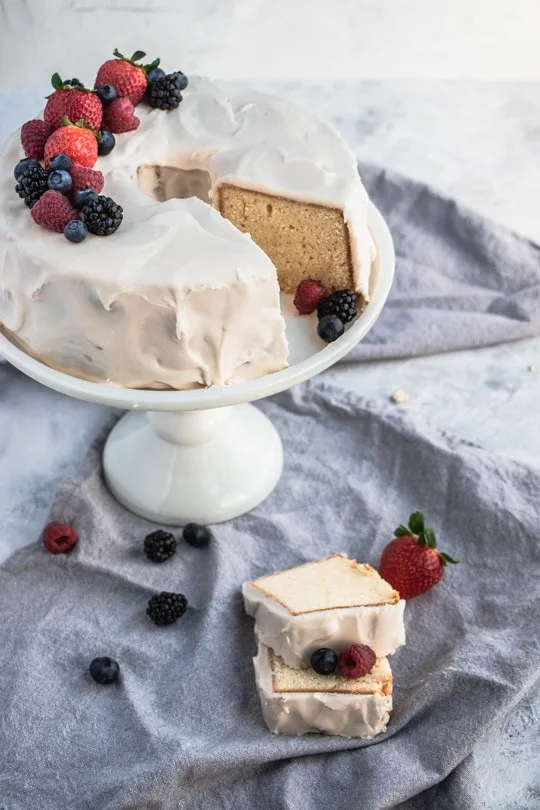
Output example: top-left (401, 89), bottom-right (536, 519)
top-left (14, 158), bottom-right (39, 180)
top-left (89, 656), bottom-right (119, 685)
top-left (97, 130), bottom-right (116, 157)
top-left (173, 71), bottom-right (189, 90)
top-left (47, 169), bottom-right (72, 194)
top-left (147, 67), bottom-right (166, 84)
top-left (311, 648), bottom-right (338, 675)
top-left (317, 314), bottom-right (344, 343)
top-left (48, 153), bottom-right (71, 172)
top-left (64, 220), bottom-right (88, 243)
top-left (183, 523), bottom-right (213, 548)
top-left (72, 188), bottom-right (98, 209)
top-left (95, 83), bottom-right (117, 106)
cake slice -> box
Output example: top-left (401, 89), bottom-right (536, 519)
top-left (242, 554), bottom-right (405, 667)
top-left (254, 643), bottom-right (392, 738)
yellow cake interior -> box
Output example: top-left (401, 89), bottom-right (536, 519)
top-left (252, 554), bottom-right (400, 615)
top-left (270, 649), bottom-right (392, 695)
top-left (217, 184), bottom-right (356, 294)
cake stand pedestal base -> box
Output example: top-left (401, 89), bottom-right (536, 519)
top-left (102, 404), bottom-right (283, 525)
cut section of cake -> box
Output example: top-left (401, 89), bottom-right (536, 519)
top-left (243, 554), bottom-right (405, 667)
top-left (254, 643), bottom-right (392, 738)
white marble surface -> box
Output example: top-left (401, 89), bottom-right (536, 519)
top-left (0, 7), bottom-right (539, 804)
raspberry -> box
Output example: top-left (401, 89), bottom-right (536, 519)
top-left (42, 521), bottom-right (78, 554)
top-left (21, 120), bottom-right (54, 160)
top-left (143, 530), bottom-right (177, 563)
top-left (147, 592), bottom-right (188, 626)
top-left (103, 97), bottom-right (140, 134)
top-left (337, 644), bottom-right (376, 679)
top-left (31, 190), bottom-right (79, 233)
top-left (317, 289), bottom-right (358, 324)
top-left (293, 279), bottom-right (327, 315)
top-left (69, 164), bottom-right (104, 193)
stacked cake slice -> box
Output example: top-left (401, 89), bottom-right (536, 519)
top-left (242, 554), bottom-right (406, 739)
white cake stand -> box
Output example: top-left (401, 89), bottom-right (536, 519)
top-left (0, 203), bottom-right (394, 525)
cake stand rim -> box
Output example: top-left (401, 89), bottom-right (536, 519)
top-left (0, 201), bottom-right (395, 412)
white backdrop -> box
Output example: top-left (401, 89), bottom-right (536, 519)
top-left (0, 0), bottom-right (539, 86)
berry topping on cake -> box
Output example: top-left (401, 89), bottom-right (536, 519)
top-left (147, 592), bottom-right (188, 625)
top-left (337, 644), bottom-right (376, 679)
top-left (42, 521), bottom-right (78, 554)
top-left (72, 188), bottom-right (98, 209)
top-left (310, 648), bottom-right (338, 675)
top-left (183, 523), bottom-right (213, 548)
top-left (147, 67), bottom-right (166, 84)
top-left (97, 130), bottom-right (116, 157)
top-left (147, 74), bottom-right (183, 110)
top-left (44, 73), bottom-right (103, 131)
top-left (144, 530), bottom-right (177, 563)
top-left (172, 71), bottom-right (189, 91)
top-left (317, 289), bottom-right (357, 324)
top-left (47, 169), bottom-right (72, 195)
top-left (14, 157), bottom-right (40, 181)
top-left (69, 163), bottom-right (104, 193)
top-left (15, 163), bottom-right (48, 208)
top-left (89, 656), bottom-right (120, 685)
top-left (102, 97), bottom-right (140, 133)
top-left (32, 190), bottom-right (79, 232)
top-left (48, 153), bottom-right (72, 172)
top-left (95, 84), bottom-right (118, 106)
top-left (44, 118), bottom-right (98, 169)
top-left (81, 195), bottom-right (123, 236)
top-left (293, 279), bottom-right (327, 315)
top-left (317, 313), bottom-right (344, 343)
top-left (95, 48), bottom-right (160, 105)
top-left (64, 219), bottom-right (88, 243)
top-left (20, 120), bottom-right (54, 160)
top-left (379, 512), bottom-right (458, 600)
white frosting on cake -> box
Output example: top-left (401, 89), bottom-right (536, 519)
top-left (253, 644), bottom-right (392, 738)
top-left (0, 77), bottom-right (374, 389)
top-left (243, 581), bottom-right (405, 668)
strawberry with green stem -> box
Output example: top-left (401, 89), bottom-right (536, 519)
top-left (379, 511), bottom-right (458, 599)
top-left (95, 49), bottom-right (161, 105)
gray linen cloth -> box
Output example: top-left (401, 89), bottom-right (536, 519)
top-left (1, 381), bottom-right (538, 810)
top-left (353, 163), bottom-right (540, 359)
top-left (1, 163), bottom-right (539, 367)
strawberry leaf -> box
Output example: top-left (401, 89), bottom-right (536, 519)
top-left (131, 50), bottom-right (146, 63)
top-left (145, 57), bottom-right (161, 72)
top-left (51, 73), bottom-right (63, 91)
top-left (423, 526), bottom-right (437, 548)
top-left (113, 48), bottom-right (125, 60)
top-left (439, 552), bottom-right (459, 565)
top-left (408, 511), bottom-right (425, 535)
top-left (394, 525), bottom-right (411, 537)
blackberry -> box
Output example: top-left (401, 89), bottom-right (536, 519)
top-left (148, 74), bottom-right (183, 110)
top-left (144, 530), bottom-right (177, 563)
top-left (317, 289), bottom-right (357, 324)
top-left (147, 592), bottom-right (188, 626)
top-left (65, 78), bottom-right (84, 89)
top-left (82, 195), bottom-right (123, 236)
top-left (15, 164), bottom-right (48, 208)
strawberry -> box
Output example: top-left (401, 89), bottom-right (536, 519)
top-left (95, 49), bottom-right (160, 105)
top-left (20, 120), bottom-right (54, 159)
top-left (44, 74), bottom-right (103, 131)
top-left (31, 190), bottom-right (78, 233)
top-left (379, 511), bottom-right (458, 599)
top-left (69, 164), bottom-right (104, 193)
top-left (44, 118), bottom-right (98, 169)
top-left (102, 97), bottom-right (140, 134)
